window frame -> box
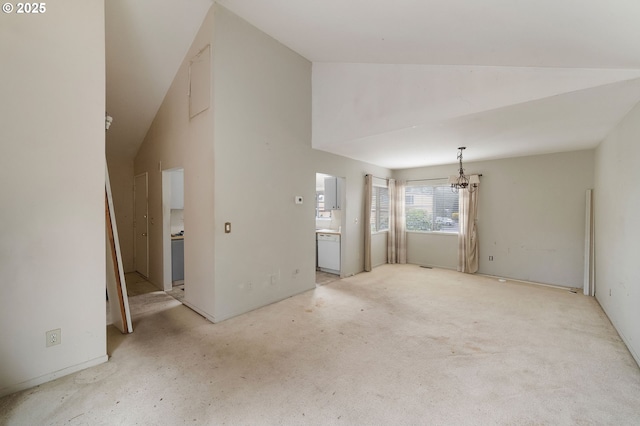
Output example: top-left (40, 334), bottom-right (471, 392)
top-left (404, 181), bottom-right (459, 235)
top-left (370, 183), bottom-right (389, 233)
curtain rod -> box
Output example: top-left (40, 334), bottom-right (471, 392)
top-left (366, 174), bottom-right (390, 181)
top-left (406, 174), bottom-right (483, 183)
top-left (367, 174), bottom-right (482, 182)
top-left (406, 177), bottom-right (447, 182)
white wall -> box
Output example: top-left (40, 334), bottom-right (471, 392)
top-left (371, 232), bottom-right (388, 268)
top-left (212, 5), bottom-right (314, 320)
top-left (312, 153), bottom-right (390, 278)
top-left (594, 101), bottom-right (640, 365)
top-left (106, 154), bottom-right (135, 272)
top-left (135, 6), bottom-right (215, 301)
top-left (134, 5), bottom-right (390, 323)
top-left (0, 0), bottom-right (107, 396)
top-left (394, 150), bottom-right (594, 287)
top-left (406, 232), bottom-right (458, 269)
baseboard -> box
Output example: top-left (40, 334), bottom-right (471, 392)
top-left (594, 297), bottom-right (640, 369)
top-left (416, 263), bottom-right (457, 271)
top-left (211, 284), bottom-right (316, 323)
top-left (182, 300), bottom-right (216, 324)
top-left (477, 273), bottom-right (576, 291)
top-left (0, 355), bottom-right (108, 398)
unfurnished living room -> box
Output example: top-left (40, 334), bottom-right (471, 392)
top-left (1, 0), bottom-right (640, 425)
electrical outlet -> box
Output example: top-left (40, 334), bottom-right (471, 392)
top-left (46, 329), bottom-right (61, 347)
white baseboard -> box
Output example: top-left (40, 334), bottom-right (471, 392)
top-left (182, 300), bottom-right (216, 324)
top-left (0, 355), bottom-right (108, 398)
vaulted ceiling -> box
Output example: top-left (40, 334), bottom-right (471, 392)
top-left (106, 0), bottom-right (640, 168)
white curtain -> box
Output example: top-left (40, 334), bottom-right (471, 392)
top-left (387, 179), bottom-right (407, 264)
top-left (364, 174), bottom-right (372, 272)
top-left (458, 177), bottom-right (480, 273)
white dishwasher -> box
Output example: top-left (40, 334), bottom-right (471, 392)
top-left (317, 233), bottom-right (340, 274)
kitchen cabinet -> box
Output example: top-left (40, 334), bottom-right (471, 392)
top-left (324, 177), bottom-right (343, 210)
top-left (171, 238), bottom-right (184, 281)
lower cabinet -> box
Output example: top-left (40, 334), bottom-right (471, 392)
top-left (171, 239), bottom-right (184, 281)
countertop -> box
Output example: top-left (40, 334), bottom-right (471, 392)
top-left (316, 229), bottom-right (341, 235)
top-left (171, 235), bottom-right (184, 240)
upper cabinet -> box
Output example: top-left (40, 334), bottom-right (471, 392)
top-left (324, 176), bottom-right (343, 210)
top-left (171, 170), bottom-right (184, 209)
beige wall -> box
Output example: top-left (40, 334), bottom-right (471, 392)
top-left (106, 154), bottom-right (135, 272)
top-left (371, 233), bottom-right (388, 267)
top-left (394, 150), bottom-right (595, 287)
top-left (0, 0), bottom-right (107, 396)
top-left (135, 6), bottom-right (215, 303)
top-left (212, 5), bottom-right (391, 321)
top-left (594, 101), bottom-right (640, 365)
top-left (135, 5), bottom-right (390, 322)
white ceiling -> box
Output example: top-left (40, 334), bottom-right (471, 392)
top-left (105, 0), bottom-right (213, 159)
top-left (106, 0), bottom-right (640, 168)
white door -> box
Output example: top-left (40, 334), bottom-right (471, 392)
top-left (134, 173), bottom-right (149, 277)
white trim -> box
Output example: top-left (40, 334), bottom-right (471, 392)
top-left (205, 285), bottom-right (316, 323)
top-left (372, 176), bottom-right (388, 187)
top-left (478, 273), bottom-right (578, 291)
top-left (594, 299), bottom-right (640, 368)
top-left (106, 165), bottom-right (133, 333)
top-left (0, 355), bottom-right (108, 398)
top-left (133, 172), bottom-right (149, 278)
top-left (161, 170), bottom-right (172, 292)
top-left (583, 189), bottom-right (594, 296)
top-left (182, 300), bottom-right (216, 324)
top-left (406, 230), bottom-right (457, 236)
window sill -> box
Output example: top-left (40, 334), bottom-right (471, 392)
top-left (406, 230), bottom-right (458, 236)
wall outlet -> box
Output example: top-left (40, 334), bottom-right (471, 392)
top-left (46, 329), bottom-right (61, 347)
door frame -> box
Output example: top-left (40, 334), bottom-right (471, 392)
top-left (133, 172), bottom-right (149, 278)
top-left (315, 172), bottom-right (346, 279)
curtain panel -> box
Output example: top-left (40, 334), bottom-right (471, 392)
top-left (458, 177), bottom-right (480, 273)
top-left (388, 179), bottom-right (407, 264)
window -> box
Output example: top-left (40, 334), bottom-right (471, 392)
top-left (371, 186), bottom-right (389, 232)
top-left (405, 183), bottom-right (459, 233)
top-left (316, 192), bottom-right (331, 218)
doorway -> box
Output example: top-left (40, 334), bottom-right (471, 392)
top-left (133, 172), bottom-right (149, 278)
top-left (315, 173), bottom-right (345, 285)
top-left (162, 168), bottom-right (185, 297)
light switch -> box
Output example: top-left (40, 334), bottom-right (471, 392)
top-left (225, 222), bottom-right (231, 233)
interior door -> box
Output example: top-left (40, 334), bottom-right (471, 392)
top-left (134, 173), bottom-right (149, 277)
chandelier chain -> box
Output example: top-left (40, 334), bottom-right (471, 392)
top-left (451, 146), bottom-right (477, 193)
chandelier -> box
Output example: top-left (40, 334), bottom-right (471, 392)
top-left (450, 147), bottom-right (477, 193)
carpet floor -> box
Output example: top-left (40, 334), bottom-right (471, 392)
top-left (2, 264), bottom-right (639, 425)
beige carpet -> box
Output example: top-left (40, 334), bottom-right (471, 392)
top-left (124, 272), bottom-right (158, 296)
top-left (2, 265), bottom-right (640, 425)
